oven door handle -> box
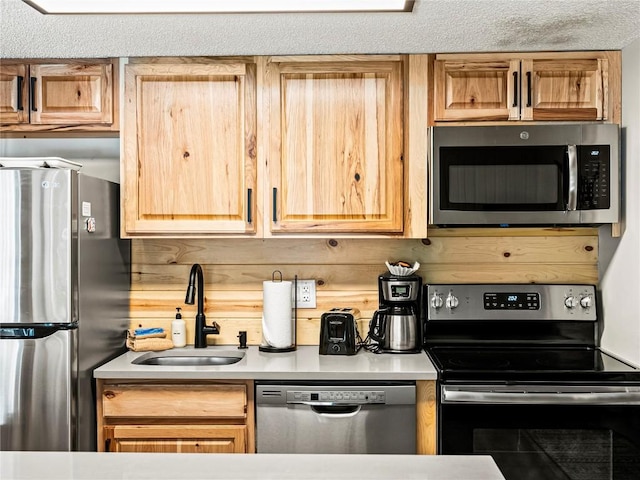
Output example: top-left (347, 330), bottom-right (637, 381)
top-left (442, 388), bottom-right (640, 405)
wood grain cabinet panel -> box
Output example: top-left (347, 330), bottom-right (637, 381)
top-left (122, 61), bottom-right (257, 236)
top-left (266, 56), bottom-right (405, 233)
top-left (108, 425), bottom-right (246, 453)
top-left (98, 381), bottom-right (254, 454)
top-left (0, 59), bottom-right (117, 131)
top-left (102, 384), bottom-right (247, 418)
top-left (0, 64), bottom-right (29, 124)
top-left (434, 52), bottom-right (611, 122)
top-left (524, 58), bottom-right (607, 121)
top-left (30, 63), bottom-right (113, 124)
top-left (417, 380), bottom-right (437, 454)
top-left (434, 59), bottom-right (518, 121)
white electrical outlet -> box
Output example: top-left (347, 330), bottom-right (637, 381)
top-left (296, 279), bottom-right (317, 309)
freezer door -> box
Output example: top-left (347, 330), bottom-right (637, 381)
top-left (0, 327), bottom-right (76, 451)
top-left (0, 168), bottom-right (75, 324)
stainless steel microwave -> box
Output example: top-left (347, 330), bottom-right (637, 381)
top-left (430, 124), bottom-right (620, 226)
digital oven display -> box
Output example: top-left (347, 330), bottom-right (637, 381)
top-left (484, 292), bottom-right (540, 310)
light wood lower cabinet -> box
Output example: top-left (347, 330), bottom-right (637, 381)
top-left (108, 425), bottom-right (246, 453)
top-left (98, 379), bottom-right (434, 455)
top-left (97, 380), bottom-right (255, 454)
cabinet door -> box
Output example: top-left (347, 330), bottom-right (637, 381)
top-left (434, 59), bottom-right (519, 121)
top-left (123, 62), bottom-right (257, 235)
top-left (108, 425), bottom-right (247, 453)
top-left (0, 64), bottom-right (29, 124)
top-left (267, 56), bottom-right (404, 233)
top-left (522, 58), bottom-right (608, 121)
top-left (29, 63), bottom-right (114, 124)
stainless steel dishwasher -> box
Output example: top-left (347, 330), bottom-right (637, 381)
top-left (255, 381), bottom-right (416, 454)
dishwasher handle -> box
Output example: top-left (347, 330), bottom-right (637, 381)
top-left (310, 405), bottom-right (362, 417)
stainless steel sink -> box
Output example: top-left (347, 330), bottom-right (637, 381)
top-left (132, 350), bottom-right (245, 366)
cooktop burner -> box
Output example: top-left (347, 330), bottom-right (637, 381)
top-left (426, 346), bottom-right (640, 383)
top-left (429, 346), bottom-right (631, 371)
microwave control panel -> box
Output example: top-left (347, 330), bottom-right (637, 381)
top-left (578, 145), bottom-right (610, 209)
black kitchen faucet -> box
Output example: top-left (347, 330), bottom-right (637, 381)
top-left (185, 263), bottom-right (220, 348)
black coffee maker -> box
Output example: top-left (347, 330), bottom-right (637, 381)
top-left (368, 273), bottom-right (422, 353)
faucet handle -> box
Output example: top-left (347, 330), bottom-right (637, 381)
top-left (237, 331), bottom-right (248, 349)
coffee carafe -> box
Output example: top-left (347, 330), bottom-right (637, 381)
top-left (368, 273), bottom-right (422, 353)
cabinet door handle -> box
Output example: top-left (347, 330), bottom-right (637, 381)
top-left (272, 187), bottom-right (278, 223)
top-left (17, 76), bottom-right (24, 111)
top-left (526, 71), bottom-right (532, 107)
top-left (247, 188), bottom-right (253, 224)
top-left (512, 71), bottom-right (518, 108)
top-left (29, 77), bottom-right (37, 112)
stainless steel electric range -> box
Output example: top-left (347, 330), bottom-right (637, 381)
top-left (424, 284), bottom-right (640, 480)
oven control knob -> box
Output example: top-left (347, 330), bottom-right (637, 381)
top-left (580, 296), bottom-right (592, 309)
top-left (445, 293), bottom-right (459, 310)
top-left (564, 296), bottom-right (579, 309)
top-left (430, 294), bottom-right (444, 309)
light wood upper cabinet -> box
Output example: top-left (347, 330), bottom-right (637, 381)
top-left (0, 64), bottom-right (29, 124)
top-left (433, 52), bottom-right (615, 123)
top-left (0, 59), bottom-right (117, 131)
top-left (433, 58), bottom-right (518, 121)
top-left (265, 56), bottom-right (405, 234)
top-left (523, 57), bottom-right (607, 121)
top-left (122, 60), bottom-right (257, 236)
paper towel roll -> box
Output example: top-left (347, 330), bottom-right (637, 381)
top-left (262, 280), bottom-right (294, 349)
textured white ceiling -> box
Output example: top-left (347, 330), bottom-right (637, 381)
top-left (1, 0), bottom-right (639, 58)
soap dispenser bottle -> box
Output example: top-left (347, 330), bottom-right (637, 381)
top-left (172, 307), bottom-right (186, 348)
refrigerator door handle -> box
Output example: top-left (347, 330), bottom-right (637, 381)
top-left (1, 324), bottom-right (77, 339)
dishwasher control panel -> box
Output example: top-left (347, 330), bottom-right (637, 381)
top-left (287, 390), bottom-right (386, 405)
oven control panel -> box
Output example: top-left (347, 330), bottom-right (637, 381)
top-left (484, 292), bottom-right (540, 310)
top-left (427, 284), bottom-right (597, 321)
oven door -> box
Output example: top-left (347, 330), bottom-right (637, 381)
top-left (439, 384), bottom-right (640, 480)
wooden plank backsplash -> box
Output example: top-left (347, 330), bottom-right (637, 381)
top-left (130, 228), bottom-right (599, 346)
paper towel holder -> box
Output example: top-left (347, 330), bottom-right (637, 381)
top-left (259, 272), bottom-right (297, 353)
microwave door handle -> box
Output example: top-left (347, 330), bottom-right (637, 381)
top-left (566, 144), bottom-right (578, 211)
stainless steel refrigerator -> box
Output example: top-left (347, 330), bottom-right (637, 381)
top-left (0, 158), bottom-right (130, 451)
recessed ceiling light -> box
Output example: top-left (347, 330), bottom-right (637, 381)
top-left (23, 0), bottom-right (415, 14)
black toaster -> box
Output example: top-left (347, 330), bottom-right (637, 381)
top-left (319, 308), bottom-right (360, 355)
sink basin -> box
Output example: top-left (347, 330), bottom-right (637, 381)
top-left (132, 350), bottom-right (245, 366)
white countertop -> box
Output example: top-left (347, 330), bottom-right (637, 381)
top-left (94, 345), bottom-right (438, 380)
top-left (0, 452), bottom-right (505, 480)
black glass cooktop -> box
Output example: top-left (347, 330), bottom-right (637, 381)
top-left (426, 346), bottom-right (640, 383)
